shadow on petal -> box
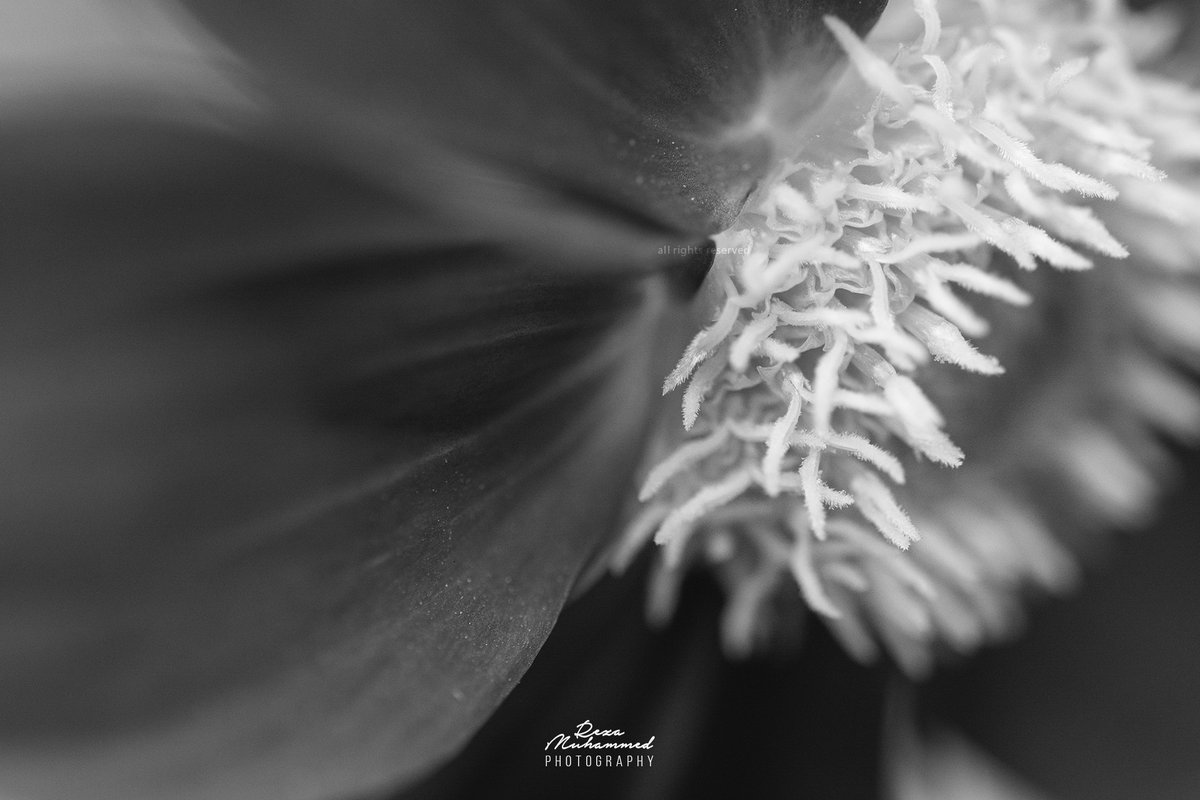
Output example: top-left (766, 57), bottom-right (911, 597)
top-left (0, 103), bottom-right (692, 800)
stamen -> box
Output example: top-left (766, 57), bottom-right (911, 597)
top-left (825, 15), bottom-right (915, 110)
top-left (851, 471), bottom-right (921, 550)
top-left (681, 349), bottom-right (728, 430)
top-left (639, 426), bottom-right (731, 501)
top-left (898, 303), bottom-right (1004, 374)
top-left (1045, 57), bottom-right (1090, 97)
top-left (931, 261), bottom-right (1032, 305)
top-left (653, 469), bottom-right (755, 550)
top-left (913, 0), bottom-right (942, 54)
top-left (761, 372), bottom-right (806, 495)
top-left (662, 285), bottom-right (739, 393)
top-left (789, 506), bottom-right (843, 618)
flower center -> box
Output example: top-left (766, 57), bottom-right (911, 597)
top-left (614, 0), bottom-right (1200, 674)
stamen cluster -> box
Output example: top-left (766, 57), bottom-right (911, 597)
top-left (616, 0), bottom-right (1200, 674)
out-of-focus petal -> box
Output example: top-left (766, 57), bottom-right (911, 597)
top-left (179, 0), bottom-right (886, 237)
top-left (0, 1), bottom-right (893, 796)
top-left (0, 99), bottom-right (686, 799)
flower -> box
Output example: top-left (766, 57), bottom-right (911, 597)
top-left (4, 0), bottom-right (1200, 798)
top-left (0, 2), bottom-right (886, 799)
top-left (618, 0), bottom-right (1200, 680)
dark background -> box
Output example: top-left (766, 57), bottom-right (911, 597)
top-left (392, 442), bottom-right (1200, 800)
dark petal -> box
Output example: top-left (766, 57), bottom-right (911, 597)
top-left (178, 0), bottom-right (887, 237)
top-left (0, 104), bottom-right (688, 800)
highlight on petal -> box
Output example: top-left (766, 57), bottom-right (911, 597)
top-left (178, 0), bottom-right (888, 238)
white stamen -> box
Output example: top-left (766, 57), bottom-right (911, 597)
top-left (812, 332), bottom-right (851, 436)
top-left (663, 291), bottom-right (740, 393)
top-left (971, 118), bottom-right (1118, 198)
top-left (640, 426), bottom-right (731, 501)
top-left (899, 303), bottom-right (1004, 374)
top-left (913, 0), bottom-right (942, 54)
top-left (762, 373), bottom-right (805, 496)
top-left (789, 507), bottom-right (843, 618)
top-left (1045, 57), bottom-right (1089, 97)
top-left (681, 350), bottom-right (728, 430)
top-left (850, 471), bottom-right (921, 549)
top-left (932, 261), bottom-right (1032, 305)
top-left (654, 469), bottom-right (755, 550)
top-left (825, 15), bottom-right (915, 110)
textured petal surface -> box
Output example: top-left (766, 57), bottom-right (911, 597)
top-left (0, 101), bottom-right (683, 800)
top-left (180, 0), bottom-right (887, 237)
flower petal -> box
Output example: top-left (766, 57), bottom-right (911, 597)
top-left (0, 102), bottom-right (686, 799)
top-left (178, 0), bottom-right (887, 236)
